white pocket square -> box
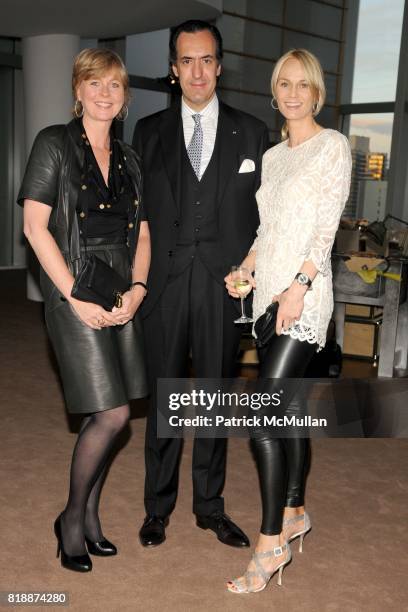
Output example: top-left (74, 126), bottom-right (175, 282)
top-left (238, 159), bottom-right (255, 173)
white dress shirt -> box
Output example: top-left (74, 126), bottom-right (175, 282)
top-left (181, 94), bottom-right (219, 178)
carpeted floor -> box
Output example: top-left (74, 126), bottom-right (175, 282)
top-left (1, 270), bottom-right (407, 612)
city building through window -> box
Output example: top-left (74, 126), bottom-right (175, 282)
top-left (342, 0), bottom-right (405, 221)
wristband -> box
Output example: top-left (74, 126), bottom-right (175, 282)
top-left (130, 281), bottom-right (147, 292)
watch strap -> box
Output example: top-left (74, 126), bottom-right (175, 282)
top-left (294, 273), bottom-right (312, 288)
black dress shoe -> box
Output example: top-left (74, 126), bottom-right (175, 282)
top-left (54, 515), bottom-right (92, 572)
top-left (196, 512), bottom-right (250, 547)
top-left (85, 536), bottom-right (117, 556)
top-left (139, 516), bottom-right (169, 547)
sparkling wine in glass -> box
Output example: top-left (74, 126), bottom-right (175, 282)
top-left (231, 266), bottom-right (253, 324)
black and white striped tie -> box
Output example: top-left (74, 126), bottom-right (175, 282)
top-left (187, 114), bottom-right (203, 180)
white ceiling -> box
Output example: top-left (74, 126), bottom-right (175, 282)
top-left (0, 0), bottom-right (221, 38)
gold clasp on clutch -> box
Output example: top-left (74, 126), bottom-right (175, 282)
top-left (114, 292), bottom-right (123, 308)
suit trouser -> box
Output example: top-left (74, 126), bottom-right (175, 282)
top-left (142, 256), bottom-right (243, 517)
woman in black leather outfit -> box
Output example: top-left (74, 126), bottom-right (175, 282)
top-left (18, 49), bottom-right (150, 572)
top-left (225, 49), bottom-right (351, 593)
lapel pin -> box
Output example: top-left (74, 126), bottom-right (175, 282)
top-left (232, 130), bottom-right (237, 135)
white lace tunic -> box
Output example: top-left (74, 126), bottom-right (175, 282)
top-left (251, 129), bottom-right (352, 349)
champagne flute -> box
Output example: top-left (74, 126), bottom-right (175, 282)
top-left (231, 266), bottom-right (253, 324)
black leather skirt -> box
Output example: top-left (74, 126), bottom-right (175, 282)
top-left (44, 237), bottom-right (148, 414)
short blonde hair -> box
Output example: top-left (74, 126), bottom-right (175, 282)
top-left (72, 48), bottom-right (130, 108)
top-left (271, 49), bottom-right (326, 140)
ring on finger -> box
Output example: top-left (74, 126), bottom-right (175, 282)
top-left (98, 318), bottom-right (105, 326)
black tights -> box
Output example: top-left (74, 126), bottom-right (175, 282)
top-left (252, 334), bottom-right (316, 536)
top-left (60, 404), bottom-right (129, 555)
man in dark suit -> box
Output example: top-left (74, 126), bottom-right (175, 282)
top-left (133, 20), bottom-right (269, 548)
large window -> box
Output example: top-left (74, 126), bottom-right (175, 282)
top-left (217, 2), bottom-right (347, 143)
top-left (349, 113), bottom-right (393, 154)
top-left (341, 0), bottom-right (405, 220)
top-left (345, 113), bottom-right (393, 219)
top-left (351, 0), bottom-right (405, 103)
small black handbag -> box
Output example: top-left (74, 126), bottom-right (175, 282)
top-left (71, 253), bottom-right (130, 311)
top-left (254, 301), bottom-right (279, 348)
top-left (70, 135), bottom-right (137, 312)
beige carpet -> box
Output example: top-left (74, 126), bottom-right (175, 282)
top-left (1, 271), bottom-right (408, 612)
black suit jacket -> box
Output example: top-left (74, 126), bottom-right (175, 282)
top-left (133, 99), bottom-right (269, 317)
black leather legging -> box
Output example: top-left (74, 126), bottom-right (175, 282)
top-left (253, 333), bottom-right (317, 535)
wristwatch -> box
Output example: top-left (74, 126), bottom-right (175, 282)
top-left (294, 272), bottom-right (312, 289)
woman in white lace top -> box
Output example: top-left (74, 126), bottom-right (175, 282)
top-left (225, 49), bottom-right (351, 594)
top-left (253, 125), bottom-right (351, 348)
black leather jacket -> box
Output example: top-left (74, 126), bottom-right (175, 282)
top-left (18, 118), bottom-right (143, 274)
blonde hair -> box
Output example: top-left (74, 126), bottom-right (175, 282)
top-left (271, 49), bottom-right (326, 141)
top-left (72, 48), bottom-right (130, 114)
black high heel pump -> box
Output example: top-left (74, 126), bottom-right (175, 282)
top-left (54, 515), bottom-right (92, 572)
top-left (85, 536), bottom-right (117, 556)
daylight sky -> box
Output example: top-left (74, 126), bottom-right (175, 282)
top-left (350, 0), bottom-right (405, 153)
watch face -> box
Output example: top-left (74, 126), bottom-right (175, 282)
top-left (298, 273), bottom-right (309, 284)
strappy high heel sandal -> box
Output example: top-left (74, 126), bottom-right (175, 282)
top-left (283, 512), bottom-right (311, 552)
top-left (227, 542), bottom-right (292, 594)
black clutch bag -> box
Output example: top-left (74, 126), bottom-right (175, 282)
top-left (254, 301), bottom-right (279, 347)
top-left (71, 253), bottom-right (130, 311)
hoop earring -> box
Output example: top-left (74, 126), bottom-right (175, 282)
top-left (312, 102), bottom-right (319, 114)
top-left (74, 100), bottom-right (83, 118)
top-left (116, 104), bottom-right (129, 122)
top-left (271, 97), bottom-right (279, 110)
